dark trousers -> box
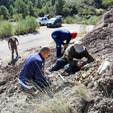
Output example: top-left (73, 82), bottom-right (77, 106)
top-left (52, 36), bottom-right (62, 58)
top-left (11, 46), bottom-right (18, 60)
top-left (48, 58), bottom-right (81, 74)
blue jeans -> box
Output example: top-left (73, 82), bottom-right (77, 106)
top-left (52, 35), bottom-right (62, 58)
top-left (48, 58), bottom-right (81, 74)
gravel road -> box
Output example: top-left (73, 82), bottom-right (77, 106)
top-left (0, 24), bottom-right (94, 62)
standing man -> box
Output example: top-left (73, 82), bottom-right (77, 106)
top-left (47, 41), bottom-right (95, 74)
top-left (8, 36), bottom-right (19, 60)
top-left (19, 46), bottom-right (54, 90)
top-left (51, 29), bottom-right (77, 58)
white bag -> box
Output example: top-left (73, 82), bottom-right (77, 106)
top-left (97, 60), bottom-right (110, 74)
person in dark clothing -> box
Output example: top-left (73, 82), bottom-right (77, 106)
top-left (19, 46), bottom-right (55, 90)
top-left (47, 41), bottom-right (95, 75)
top-left (8, 36), bottom-right (19, 60)
top-left (51, 29), bottom-right (77, 58)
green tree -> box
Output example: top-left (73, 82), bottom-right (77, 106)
top-left (36, 0), bottom-right (42, 8)
top-left (63, 7), bottom-right (71, 17)
top-left (38, 9), bottom-right (44, 17)
top-left (102, 0), bottom-right (113, 5)
top-left (63, 3), bottom-right (77, 17)
top-left (15, 0), bottom-right (29, 18)
top-left (28, 1), bottom-right (35, 16)
top-left (9, 5), bottom-right (14, 16)
top-left (0, 5), bottom-right (9, 20)
top-left (51, 0), bottom-right (55, 5)
top-left (55, 0), bottom-right (65, 15)
top-left (8, 0), bottom-right (15, 7)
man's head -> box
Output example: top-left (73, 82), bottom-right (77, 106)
top-left (12, 36), bottom-right (16, 41)
top-left (40, 46), bottom-right (50, 59)
top-left (74, 41), bottom-right (85, 53)
top-left (71, 32), bottom-right (77, 39)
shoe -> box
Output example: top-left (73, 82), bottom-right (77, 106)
top-left (61, 71), bottom-right (70, 76)
top-left (57, 54), bottom-right (63, 58)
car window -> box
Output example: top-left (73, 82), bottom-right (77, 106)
top-left (48, 18), bottom-right (56, 22)
top-left (56, 19), bottom-right (61, 22)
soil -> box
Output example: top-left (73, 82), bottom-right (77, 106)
top-left (0, 10), bottom-right (113, 113)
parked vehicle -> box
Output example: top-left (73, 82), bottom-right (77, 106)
top-left (56, 15), bottom-right (62, 19)
top-left (36, 17), bottom-right (49, 26)
top-left (44, 15), bottom-right (49, 19)
top-left (46, 17), bottom-right (62, 28)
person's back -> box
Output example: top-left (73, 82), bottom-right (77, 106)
top-left (19, 53), bottom-right (48, 88)
top-left (52, 29), bottom-right (71, 41)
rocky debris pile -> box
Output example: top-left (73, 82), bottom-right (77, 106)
top-left (82, 9), bottom-right (113, 58)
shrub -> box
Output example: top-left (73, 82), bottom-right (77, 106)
top-left (15, 17), bottom-right (39, 35)
top-left (0, 21), bottom-right (14, 39)
top-left (63, 16), bottom-right (76, 24)
top-left (88, 16), bottom-right (101, 25)
top-left (25, 16), bottom-right (39, 32)
top-left (15, 20), bottom-right (29, 35)
top-left (13, 13), bottom-right (23, 21)
top-left (75, 15), bottom-right (101, 25)
top-left (96, 8), bottom-right (105, 16)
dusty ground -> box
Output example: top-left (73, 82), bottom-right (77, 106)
top-left (0, 13), bottom-right (113, 113)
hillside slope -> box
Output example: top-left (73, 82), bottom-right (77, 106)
top-left (0, 9), bottom-right (113, 113)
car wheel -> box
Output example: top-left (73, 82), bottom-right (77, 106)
top-left (53, 25), bottom-right (56, 28)
top-left (39, 23), bottom-right (41, 26)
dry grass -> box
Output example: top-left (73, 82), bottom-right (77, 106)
top-left (21, 93), bottom-right (71, 113)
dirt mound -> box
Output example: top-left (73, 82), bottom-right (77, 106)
top-left (81, 9), bottom-right (113, 59)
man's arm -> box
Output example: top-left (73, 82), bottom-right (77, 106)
top-left (16, 38), bottom-right (19, 46)
top-left (8, 40), bottom-right (10, 49)
top-left (82, 49), bottom-right (95, 67)
top-left (64, 47), bottom-right (78, 67)
top-left (82, 59), bottom-right (95, 66)
top-left (35, 61), bottom-right (50, 88)
top-left (66, 35), bottom-right (71, 45)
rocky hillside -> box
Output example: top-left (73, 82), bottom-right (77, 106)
top-left (0, 9), bottom-right (113, 113)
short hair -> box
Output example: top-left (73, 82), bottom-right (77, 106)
top-left (40, 46), bottom-right (50, 53)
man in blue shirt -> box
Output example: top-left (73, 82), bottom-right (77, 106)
top-left (19, 46), bottom-right (54, 90)
top-left (51, 29), bottom-right (77, 58)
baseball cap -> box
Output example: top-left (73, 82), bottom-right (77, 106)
top-left (74, 41), bottom-right (85, 53)
top-left (71, 32), bottom-right (77, 39)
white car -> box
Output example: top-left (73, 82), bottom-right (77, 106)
top-left (36, 17), bottom-right (49, 26)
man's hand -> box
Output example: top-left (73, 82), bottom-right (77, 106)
top-left (8, 46), bottom-right (11, 50)
top-left (64, 44), bottom-right (68, 49)
top-left (44, 70), bottom-right (51, 75)
top-left (62, 44), bottom-right (68, 55)
top-left (77, 61), bottom-right (83, 67)
top-left (48, 74), bottom-right (55, 79)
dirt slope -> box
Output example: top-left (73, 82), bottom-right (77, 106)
top-left (0, 10), bottom-right (113, 113)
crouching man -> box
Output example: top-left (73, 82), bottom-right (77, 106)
top-left (18, 46), bottom-right (54, 91)
top-left (47, 41), bottom-right (95, 75)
